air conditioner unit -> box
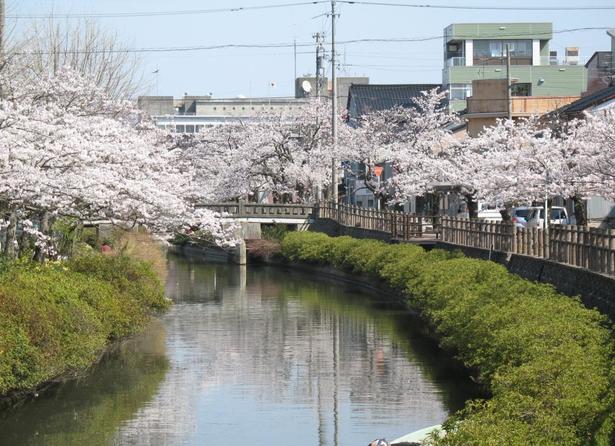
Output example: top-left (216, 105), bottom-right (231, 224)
top-left (565, 47), bottom-right (580, 66)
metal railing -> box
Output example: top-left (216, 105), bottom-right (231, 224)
top-left (198, 202), bottom-right (315, 219)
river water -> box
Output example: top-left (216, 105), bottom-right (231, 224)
top-left (0, 255), bottom-right (476, 446)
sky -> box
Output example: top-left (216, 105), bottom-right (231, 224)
top-left (7, 0), bottom-right (615, 99)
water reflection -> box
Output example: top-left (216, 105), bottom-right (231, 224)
top-left (117, 256), bottom-right (473, 446)
top-left (0, 321), bottom-right (169, 446)
top-left (0, 256), bottom-right (475, 446)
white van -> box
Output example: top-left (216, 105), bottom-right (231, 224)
top-left (525, 206), bottom-right (570, 228)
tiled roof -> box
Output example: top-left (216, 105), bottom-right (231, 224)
top-left (553, 85), bottom-right (615, 116)
top-left (346, 84), bottom-right (442, 119)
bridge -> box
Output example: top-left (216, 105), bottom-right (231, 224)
top-left (199, 201), bottom-right (439, 243)
top-left (199, 203), bottom-right (315, 225)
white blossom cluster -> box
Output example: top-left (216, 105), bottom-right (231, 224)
top-left (0, 64), bottom-right (237, 250)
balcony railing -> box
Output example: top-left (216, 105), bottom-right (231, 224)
top-left (446, 57), bottom-right (466, 67)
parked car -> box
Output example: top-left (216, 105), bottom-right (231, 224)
top-left (477, 208), bottom-right (503, 222)
top-left (525, 206), bottom-right (571, 228)
top-left (511, 206), bottom-right (531, 228)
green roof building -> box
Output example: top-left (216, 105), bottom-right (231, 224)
top-left (443, 22), bottom-right (587, 111)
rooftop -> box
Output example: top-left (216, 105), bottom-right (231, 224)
top-left (550, 84), bottom-right (615, 118)
top-left (346, 84), bottom-right (442, 119)
top-left (444, 22), bottom-right (553, 42)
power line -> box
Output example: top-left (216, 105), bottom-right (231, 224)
top-left (337, 1), bottom-right (615, 11)
top-left (8, 0), bottom-right (615, 19)
top-left (12, 27), bottom-right (612, 56)
top-left (7, 1), bottom-right (330, 19)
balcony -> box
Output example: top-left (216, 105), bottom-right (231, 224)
top-left (446, 57), bottom-right (466, 67)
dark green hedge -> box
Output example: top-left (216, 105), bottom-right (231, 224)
top-left (0, 254), bottom-right (169, 397)
top-left (281, 232), bottom-right (615, 446)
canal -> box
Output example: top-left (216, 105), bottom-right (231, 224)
top-left (0, 255), bottom-right (476, 446)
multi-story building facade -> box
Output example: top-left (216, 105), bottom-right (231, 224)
top-left (443, 22), bottom-right (587, 111)
top-left (137, 95), bottom-right (311, 132)
top-left (137, 77), bottom-right (370, 132)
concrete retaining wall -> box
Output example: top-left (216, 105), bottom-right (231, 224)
top-left (436, 241), bottom-right (615, 321)
top-left (168, 244), bottom-right (233, 263)
top-left (309, 218), bottom-right (392, 241)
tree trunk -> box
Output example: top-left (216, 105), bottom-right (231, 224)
top-left (34, 211), bottom-right (51, 262)
top-left (465, 191), bottom-right (479, 219)
top-left (501, 204), bottom-right (513, 222)
top-left (4, 211), bottom-right (16, 259)
top-left (573, 195), bottom-right (587, 227)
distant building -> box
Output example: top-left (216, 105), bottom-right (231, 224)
top-left (585, 52), bottom-right (613, 95)
top-left (137, 94), bottom-right (310, 132)
top-left (584, 30), bottom-right (615, 95)
top-left (465, 79), bottom-right (579, 137)
top-left (137, 76), bottom-right (369, 132)
top-left (443, 22), bottom-right (587, 112)
top-left (295, 76), bottom-right (369, 111)
top-left (346, 83), bottom-right (441, 123)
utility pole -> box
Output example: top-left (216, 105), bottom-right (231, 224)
top-left (330, 0), bottom-right (339, 203)
top-left (506, 43), bottom-right (512, 120)
top-left (313, 32), bottom-right (325, 99)
top-left (0, 0), bottom-right (5, 59)
top-left (293, 39), bottom-right (297, 83)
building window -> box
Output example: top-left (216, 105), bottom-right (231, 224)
top-left (511, 83), bottom-right (532, 96)
top-left (196, 125), bottom-right (203, 133)
top-left (176, 125), bottom-right (185, 133)
top-left (186, 125), bottom-right (195, 133)
top-left (449, 83), bottom-right (472, 101)
top-left (474, 39), bottom-right (532, 65)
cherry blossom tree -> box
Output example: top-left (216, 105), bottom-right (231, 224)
top-left (346, 88), bottom-right (461, 208)
top-left (0, 65), bottom-right (237, 258)
top-left (178, 99), bottom-right (347, 204)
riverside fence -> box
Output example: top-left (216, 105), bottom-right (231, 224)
top-left (317, 202), bottom-right (436, 240)
top-left (441, 217), bottom-right (615, 277)
top-left (317, 203), bottom-right (615, 276)
top-left (200, 201), bottom-right (615, 277)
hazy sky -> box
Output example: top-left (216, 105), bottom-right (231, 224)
top-left (8, 0), bottom-right (615, 98)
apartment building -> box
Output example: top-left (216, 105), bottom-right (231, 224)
top-left (443, 22), bottom-right (587, 111)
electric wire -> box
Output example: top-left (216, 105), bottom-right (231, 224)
top-left (11, 27), bottom-right (612, 56)
top-left (8, 0), bottom-right (615, 19)
top-left (337, 1), bottom-right (615, 11)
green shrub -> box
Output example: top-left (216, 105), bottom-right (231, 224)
top-left (0, 253), bottom-right (169, 396)
top-left (280, 232), bottom-right (615, 445)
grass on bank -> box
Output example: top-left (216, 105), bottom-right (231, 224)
top-left (0, 252), bottom-right (169, 398)
top-left (281, 232), bottom-right (615, 446)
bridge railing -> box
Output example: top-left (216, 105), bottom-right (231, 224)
top-left (317, 202), bottom-right (434, 240)
top-left (199, 203), bottom-right (315, 219)
top-left (441, 216), bottom-right (615, 276)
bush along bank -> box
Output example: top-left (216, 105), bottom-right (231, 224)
top-left (281, 232), bottom-right (615, 446)
top-left (0, 253), bottom-right (170, 403)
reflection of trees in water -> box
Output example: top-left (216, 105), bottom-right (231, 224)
top-left (123, 260), bottom-right (474, 445)
top-left (0, 321), bottom-right (169, 446)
